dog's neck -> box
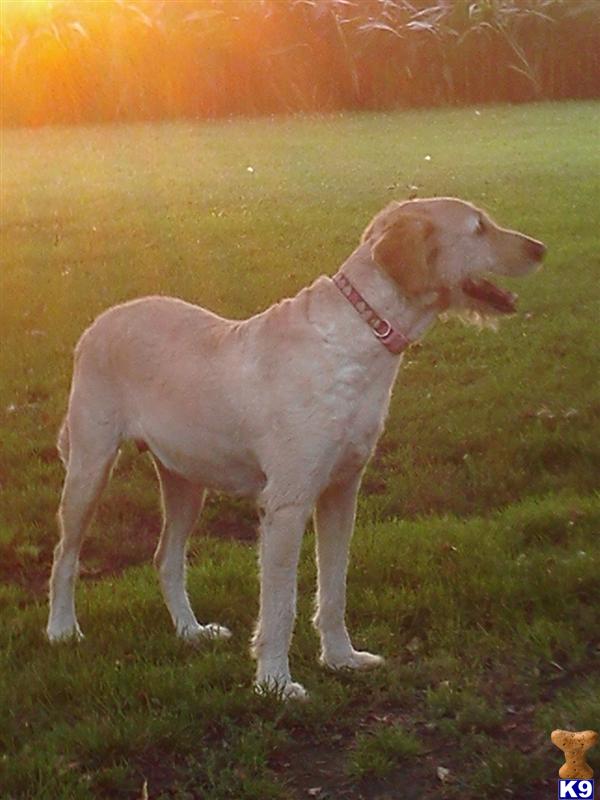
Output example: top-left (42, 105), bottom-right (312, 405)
top-left (337, 243), bottom-right (440, 344)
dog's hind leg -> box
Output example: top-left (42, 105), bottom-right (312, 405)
top-left (47, 409), bottom-right (119, 642)
top-left (153, 459), bottom-right (231, 641)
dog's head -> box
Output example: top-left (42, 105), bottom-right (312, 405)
top-left (361, 197), bottom-right (545, 322)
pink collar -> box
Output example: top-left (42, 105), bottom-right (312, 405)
top-left (332, 271), bottom-right (412, 355)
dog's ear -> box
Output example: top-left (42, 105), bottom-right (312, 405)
top-left (370, 213), bottom-right (434, 296)
top-left (361, 201), bottom-right (400, 245)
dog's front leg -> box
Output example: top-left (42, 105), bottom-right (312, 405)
top-left (252, 503), bottom-right (308, 700)
top-left (313, 474), bottom-right (384, 671)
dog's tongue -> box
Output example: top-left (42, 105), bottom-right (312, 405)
top-left (461, 278), bottom-right (518, 313)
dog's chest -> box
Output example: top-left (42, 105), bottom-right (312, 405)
top-left (328, 361), bottom-right (397, 477)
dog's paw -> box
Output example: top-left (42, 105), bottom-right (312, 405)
top-left (46, 623), bottom-right (84, 643)
top-left (322, 649), bottom-right (384, 671)
top-left (200, 623), bottom-right (232, 640)
top-left (255, 678), bottom-right (309, 702)
top-left (282, 681), bottom-right (309, 701)
top-left (179, 622), bottom-right (232, 641)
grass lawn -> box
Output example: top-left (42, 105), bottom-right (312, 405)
top-left (1, 101), bottom-right (599, 799)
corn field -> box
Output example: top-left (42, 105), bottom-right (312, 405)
top-left (1, 0), bottom-right (599, 126)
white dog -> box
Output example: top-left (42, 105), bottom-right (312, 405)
top-left (47, 198), bottom-right (545, 699)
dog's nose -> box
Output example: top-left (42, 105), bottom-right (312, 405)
top-left (524, 238), bottom-right (546, 262)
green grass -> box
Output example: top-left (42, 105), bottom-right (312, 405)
top-left (1, 101), bottom-right (599, 798)
top-left (348, 726), bottom-right (423, 779)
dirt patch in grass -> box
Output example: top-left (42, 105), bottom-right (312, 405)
top-left (0, 544), bottom-right (51, 597)
top-left (271, 691), bottom-right (559, 800)
top-left (203, 498), bottom-right (258, 543)
top-left (0, 493), bottom-right (258, 598)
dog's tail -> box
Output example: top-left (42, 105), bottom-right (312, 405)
top-left (57, 416), bottom-right (70, 468)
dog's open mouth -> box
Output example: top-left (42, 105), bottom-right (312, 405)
top-left (461, 277), bottom-right (518, 314)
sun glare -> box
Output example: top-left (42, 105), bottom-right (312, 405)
top-left (2, 0), bottom-right (51, 10)
top-left (1, 0), bottom-right (54, 24)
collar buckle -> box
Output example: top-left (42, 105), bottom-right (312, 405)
top-left (373, 319), bottom-right (392, 339)
top-left (332, 272), bottom-right (412, 356)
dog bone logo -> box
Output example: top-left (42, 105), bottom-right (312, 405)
top-left (551, 729), bottom-right (598, 779)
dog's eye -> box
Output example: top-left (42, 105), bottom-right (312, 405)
top-left (475, 216), bottom-right (486, 236)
